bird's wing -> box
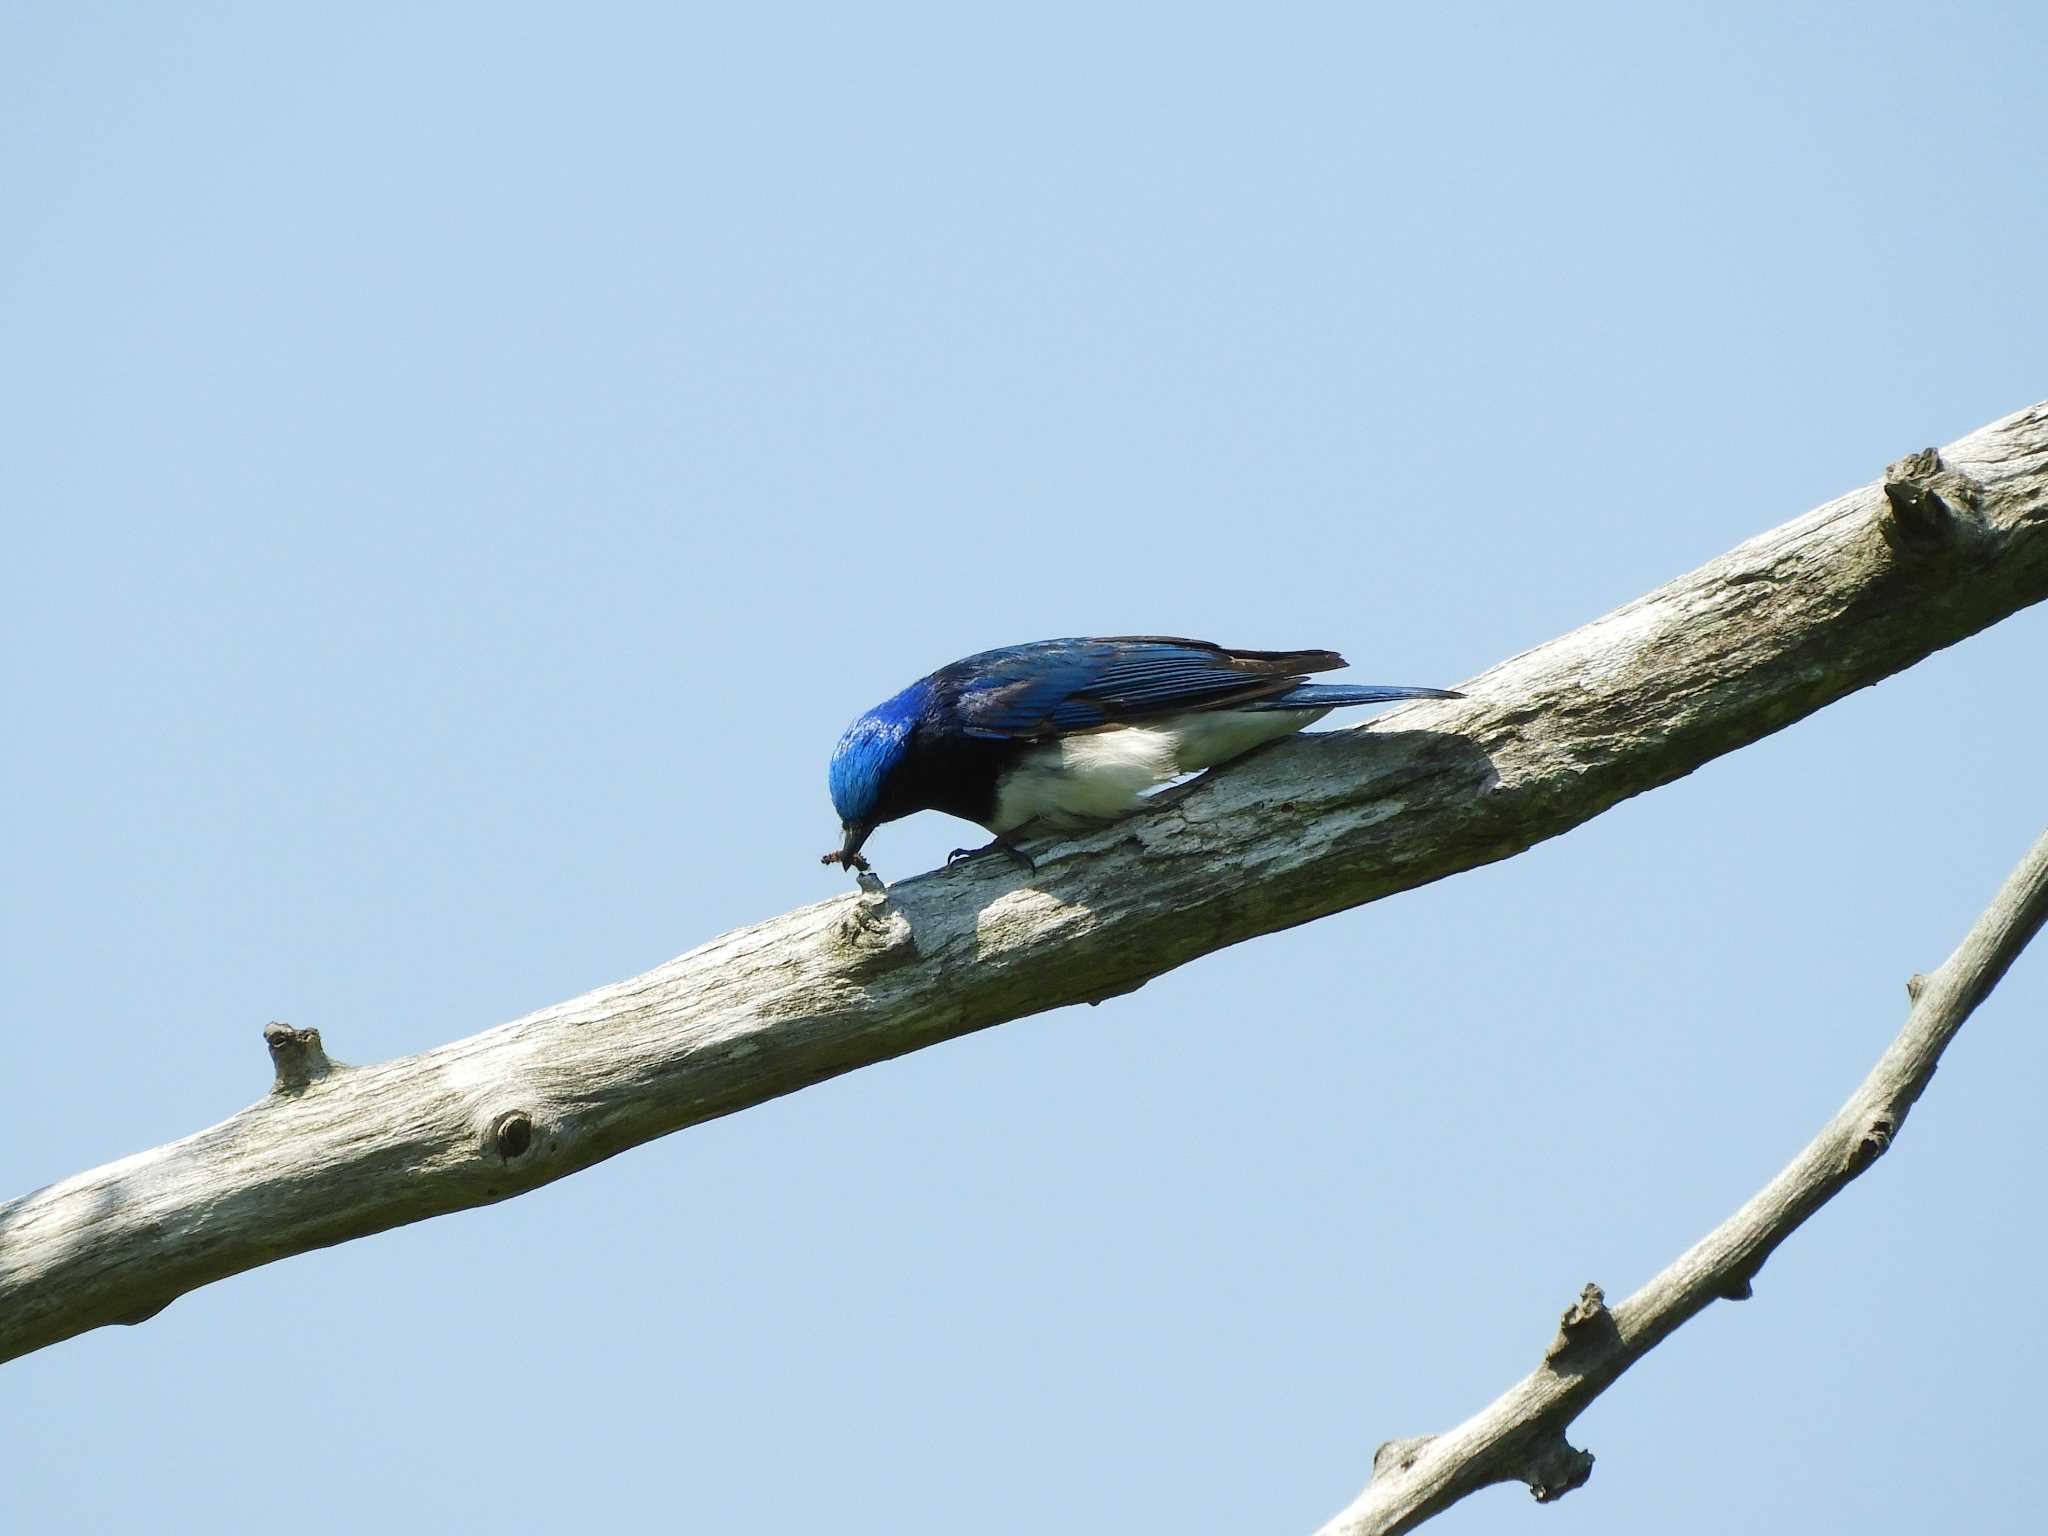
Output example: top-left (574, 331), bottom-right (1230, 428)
top-left (948, 636), bottom-right (1346, 740)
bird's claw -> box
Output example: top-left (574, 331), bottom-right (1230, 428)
top-left (947, 839), bottom-right (1036, 872)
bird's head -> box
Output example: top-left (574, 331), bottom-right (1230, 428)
top-left (824, 689), bottom-right (921, 871)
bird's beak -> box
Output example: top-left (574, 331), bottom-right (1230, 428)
top-left (820, 820), bottom-right (876, 874)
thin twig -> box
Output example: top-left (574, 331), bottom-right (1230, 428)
top-left (1315, 828), bottom-right (2048, 1535)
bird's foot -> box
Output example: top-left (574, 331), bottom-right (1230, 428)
top-left (947, 838), bottom-right (1036, 872)
top-left (820, 848), bottom-right (873, 875)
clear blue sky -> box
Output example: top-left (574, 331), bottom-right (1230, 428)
top-left (4, 5), bottom-right (2044, 1532)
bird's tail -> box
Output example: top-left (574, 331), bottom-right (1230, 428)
top-left (1249, 683), bottom-right (1464, 709)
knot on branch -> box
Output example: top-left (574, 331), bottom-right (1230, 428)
top-left (490, 1110), bottom-right (535, 1162)
top-left (1545, 1283), bottom-right (1620, 1367)
top-left (1370, 1435), bottom-right (1437, 1481)
top-left (114, 1295), bottom-right (175, 1328)
top-left (1879, 448), bottom-right (1987, 557)
top-left (1518, 1433), bottom-right (1595, 1504)
top-left (831, 896), bottom-right (917, 977)
top-left (1844, 1113), bottom-right (1896, 1175)
top-left (264, 1022), bottom-right (338, 1094)
top-left (1084, 975), bottom-right (1151, 1007)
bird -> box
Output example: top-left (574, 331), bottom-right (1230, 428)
top-left (822, 635), bottom-right (1462, 878)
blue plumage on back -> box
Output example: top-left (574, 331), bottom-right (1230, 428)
top-left (946, 636), bottom-right (1348, 738)
top-left (823, 635), bottom-right (1463, 879)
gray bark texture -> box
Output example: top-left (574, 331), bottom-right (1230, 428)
top-left (2, 406), bottom-right (2045, 1439)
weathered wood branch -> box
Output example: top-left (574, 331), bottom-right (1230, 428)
top-left (2, 403), bottom-right (2045, 1369)
top-left (1314, 825), bottom-right (2048, 1535)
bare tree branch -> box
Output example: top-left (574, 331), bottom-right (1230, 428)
top-left (1314, 825), bottom-right (2048, 1535)
top-left (2, 403), bottom-right (2045, 1368)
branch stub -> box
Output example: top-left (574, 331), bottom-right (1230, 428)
top-left (1545, 1283), bottom-right (1619, 1366)
top-left (1880, 446), bottom-right (1988, 556)
top-left (264, 1022), bottom-right (335, 1094)
top-left (1520, 1435), bottom-right (1595, 1503)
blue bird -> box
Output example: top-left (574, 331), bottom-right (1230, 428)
top-left (823, 636), bottom-right (1462, 877)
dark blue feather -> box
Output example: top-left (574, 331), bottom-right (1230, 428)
top-left (940, 636), bottom-right (1358, 740)
top-left (1250, 682), bottom-right (1464, 710)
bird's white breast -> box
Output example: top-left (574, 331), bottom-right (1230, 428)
top-left (987, 708), bottom-right (1329, 835)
